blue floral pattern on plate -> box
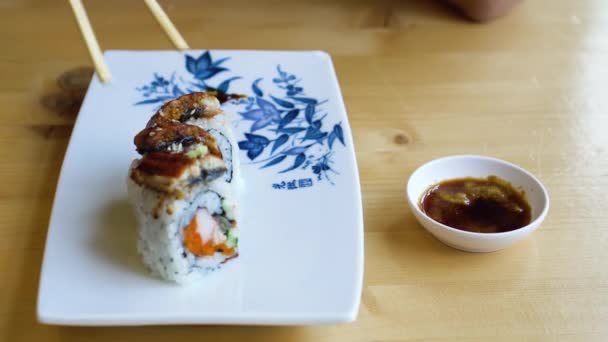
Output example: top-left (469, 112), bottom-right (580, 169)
top-left (134, 51), bottom-right (346, 185)
top-left (236, 66), bottom-right (345, 184)
top-left (134, 51), bottom-right (240, 106)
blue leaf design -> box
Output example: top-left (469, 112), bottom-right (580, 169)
top-left (305, 104), bottom-right (315, 124)
top-left (291, 97), bottom-right (318, 105)
top-left (238, 141), bottom-right (257, 150)
top-left (312, 120), bottom-right (322, 129)
top-left (190, 81), bottom-right (207, 90)
top-left (251, 116), bottom-right (274, 131)
top-left (247, 145), bottom-right (264, 160)
top-left (134, 96), bottom-right (174, 105)
top-left (245, 133), bottom-right (270, 145)
top-left (134, 98), bottom-right (164, 105)
top-left (278, 127), bottom-right (306, 134)
top-left (212, 57), bottom-right (230, 67)
top-left (280, 153), bottom-right (306, 173)
top-left (277, 65), bottom-right (286, 77)
top-left (279, 109), bottom-right (299, 128)
top-left (252, 78), bottom-right (263, 97)
top-left (262, 155), bottom-right (287, 168)
top-left (186, 55), bottom-right (197, 74)
top-left (195, 67), bottom-right (228, 80)
top-left (256, 97), bottom-right (279, 115)
top-left (283, 144), bottom-right (312, 155)
top-left (172, 85), bottom-right (183, 97)
top-left (217, 76), bottom-right (241, 93)
top-left (240, 109), bottom-right (265, 120)
top-left (328, 131), bottom-right (337, 149)
top-left (272, 134), bottom-right (289, 153)
top-left (308, 132), bottom-right (327, 141)
top-left (287, 86), bottom-right (303, 96)
top-left (153, 73), bottom-right (168, 85)
top-left (333, 124), bottom-right (345, 145)
top-left (196, 51), bottom-right (212, 71)
top-left (303, 127), bottom-right (327, 141)
top-left (303, 127), bottom-right (318, 140)
top-left (270, 95), bottom-right (295, 108)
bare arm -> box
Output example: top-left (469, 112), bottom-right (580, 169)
top-left (446, 0), bottom-right (521, 22)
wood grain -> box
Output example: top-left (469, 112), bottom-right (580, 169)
top-left (2, 0), bottom-right (607, 340)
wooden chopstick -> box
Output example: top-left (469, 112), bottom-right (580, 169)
top-left (144, 0), bottom-right (190, 50)
top-left (68, 0), bottom-right (111, 83)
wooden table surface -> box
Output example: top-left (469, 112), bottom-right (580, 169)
top-left (2, 0), bottom-right (607, 340)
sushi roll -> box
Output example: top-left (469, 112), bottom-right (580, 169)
top-left (186, 95), bottom-right (244, 209)
top-left (127, 92), bottom-right (242, 284)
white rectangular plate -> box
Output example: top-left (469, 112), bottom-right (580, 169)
top-left (37, 50), bottom-right (364, 326)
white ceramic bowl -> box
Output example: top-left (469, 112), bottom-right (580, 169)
top-left (406, 155), bottom-right (549, 252)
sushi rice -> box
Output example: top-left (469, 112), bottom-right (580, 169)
top-left (128, 179), bottom-right (238, 284)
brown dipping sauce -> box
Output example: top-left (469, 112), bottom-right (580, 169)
top-left (420, 176), bottom-right (532, 233)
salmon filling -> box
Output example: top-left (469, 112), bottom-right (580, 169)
top-left (183, 209), bottom-right (235, 257)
